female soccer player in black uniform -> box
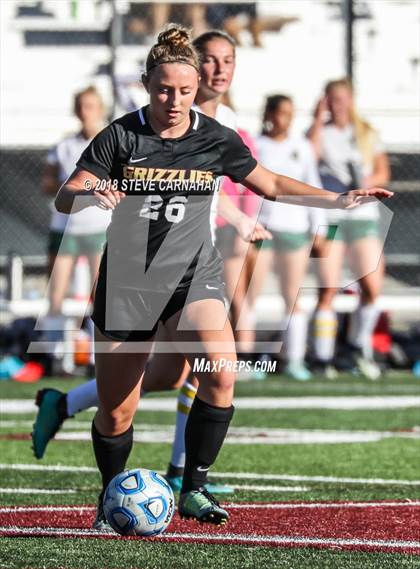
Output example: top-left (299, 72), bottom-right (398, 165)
top-left (55, 25), bottom-right (392, 526)
top-left (32, 28), bottom-right (268, 507)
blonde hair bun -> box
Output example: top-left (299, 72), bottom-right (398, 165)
top-left (157, 25), bottom-right (191, 49)
top-left (145, 24), bottom-right (200, 73)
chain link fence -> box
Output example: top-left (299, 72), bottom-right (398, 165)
top-left (1, 0), bottom-right (419, 291)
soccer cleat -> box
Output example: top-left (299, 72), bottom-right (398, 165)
top-left (348, 345), bottom-right (382, 381)
top-left (92, 497), bottom-right (113, 532)
top-left (324, 364), bottom-right (338, 380)
top-left (353, 354), bottom-right (382, 381)
top-left (31, 388), bottom-right (68, 459)
top-left (178, 487), bottom-right (229, 525)
top-left (284, 362), bottom-right (312, 381)
top-left (311, 360), bottom-right (338, 380)
top-left (166, 475), bottom-right (234, 494)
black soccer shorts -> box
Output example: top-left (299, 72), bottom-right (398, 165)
top-left (92, 258), bottom-right (225, 342)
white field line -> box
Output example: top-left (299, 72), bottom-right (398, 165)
top-left (0, 464), bottom-right (98, 473)
top-left (0, 488), bottom-right (75, 494)
top-left (53, 428), bottom-right (420, 445)
top-left (211, 472), bottom-right (420, 486)
top-left (0, 506), bottom-right (96, 513)
top-left (3, 419), bottom-right (420, 440)
top-left (3, 421), bottom-right (419, 445)
top-left (0, 485), bottom-right (307, 495)
top-left (226, 501), bottom-right (420, 509)
top-left (0, 421), bottom-right (166, 429)
top-left (2, 395), bottom-right (420, 414)
top-left (2, 501), bottom-right (419, 515)
top-left (4, 420), bottom-right (420, 445)
top-left (0, 526), bottom-right (419, 549)
top-left (231, 485), bottom-right (308, 492)
top-left (1, 463), bottom-right (420, 486)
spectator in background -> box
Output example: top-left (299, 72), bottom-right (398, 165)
top-left (42, 86), bottom-right (111, 332)
top-left (126, 3), bottom-right (207, 40)
top-left (206, 3), bottom-right (260, 46)
top-left (307, 78), bottom-right (390, 379)
top-left (126, 2), bottom-right (298, 47)
top-left (206, 3), bottom-right (298, 47)
top-left (150, 3), bottom-right (207, 36)
top-left (252, 95), bottom-right (326, 381)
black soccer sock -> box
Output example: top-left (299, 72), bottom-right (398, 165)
top-left (91, 421), bottom-right (133, 498)
top-left (58, 393), bottom-right (70, 420)
top-left (181, 397), bottom-right (234, 493)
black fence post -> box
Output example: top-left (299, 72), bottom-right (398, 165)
top-left (108, 0), bottom-right (123, 121)
top-left (345, 0), bottom-right (354, 80)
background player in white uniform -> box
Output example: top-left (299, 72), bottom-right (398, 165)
top-left (308, 78), bottom-right (390, 379)
top-left (41, 86), bottom-right (111, 371)
top-left (43, 86), bottom-right (111, 319)
top-left (253, 95), bottom-right (326, 381)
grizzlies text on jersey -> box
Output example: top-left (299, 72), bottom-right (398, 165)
top-left (76, 106), bottom-right (257, 339)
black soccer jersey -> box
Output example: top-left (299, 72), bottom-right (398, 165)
top-left (77, 106), bottom-right (257, 293)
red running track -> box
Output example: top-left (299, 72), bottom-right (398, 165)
top-left (1, 501), bottom-right (419, 554)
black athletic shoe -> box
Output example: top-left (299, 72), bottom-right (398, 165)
top-left (178, 487), bottom-right (229, 525)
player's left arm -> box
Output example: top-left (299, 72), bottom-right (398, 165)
top-left (241, 163), bottom-right (393, 209)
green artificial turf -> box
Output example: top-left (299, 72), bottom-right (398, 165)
top-left (1, 372), bottom-right (419, 400)
top-left (0, 538), bottom-right (418, 569)
top-left (0, 371), bottom-right (419, 568)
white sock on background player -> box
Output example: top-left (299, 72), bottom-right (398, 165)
top-left (284, 311), bottom-right (308, 364)
top-left (313, 309), bottom-right (337, 362)
top-left (66, 378), bottom-right (99, 417)
top-left (85, 317), bottom-right (95, 366)
top-left (66, 378), bottom-right (150, 419)
top-left (169, 381), bottom-right (197, 470)
top-left (348, 303), bottom-right (380, 359)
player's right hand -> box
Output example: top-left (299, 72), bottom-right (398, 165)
top-left (313, 96), bottom-right (328, 121)
top-left (236, 214), bottom-right (272, 243)
top-left (93, 188), bottom-right (125, 210)
top-left (249, 222), bottom-right (273, 243)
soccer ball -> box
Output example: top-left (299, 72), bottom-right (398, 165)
top-left (103, 468), bottom-right (175, 537)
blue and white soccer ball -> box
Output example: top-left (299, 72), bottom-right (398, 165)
top-left (103, 468), bottom-right (175, 537)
